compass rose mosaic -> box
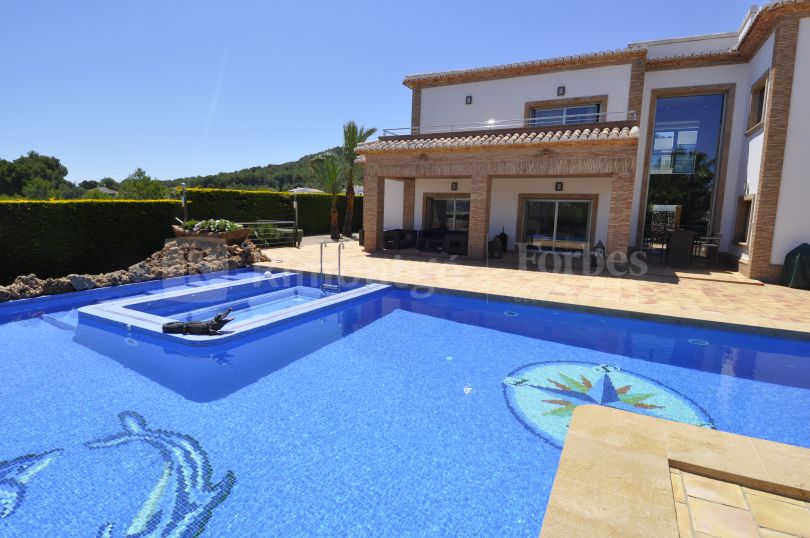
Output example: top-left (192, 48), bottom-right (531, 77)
top-left (503, 362), bottom-right (715, 448)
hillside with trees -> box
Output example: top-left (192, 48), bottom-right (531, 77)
top-left (165, 148), bottom-right (340, 191)
top-left (0, 140), bottom-right (366, 200)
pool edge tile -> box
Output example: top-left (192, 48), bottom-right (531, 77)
top-left (541, 406), bottom-right (810, 537)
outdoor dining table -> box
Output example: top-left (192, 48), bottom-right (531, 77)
top-left (665, 229), bottom-right (697, 268)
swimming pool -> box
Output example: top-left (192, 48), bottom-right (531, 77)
top-left (2, 268), bottom-right (809, 536)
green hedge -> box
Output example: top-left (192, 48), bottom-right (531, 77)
top-left (184, 188), bottom-right (363, 236)
top-left (0, 200), bottom-right (181, 284)
top-left (0, 190), bottom-right (363, 284)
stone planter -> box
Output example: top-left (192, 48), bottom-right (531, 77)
top-left (172, 225), bottom-right (251, 245)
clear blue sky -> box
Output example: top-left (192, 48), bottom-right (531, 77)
top-left (0, 0), bottom-right (755, 183)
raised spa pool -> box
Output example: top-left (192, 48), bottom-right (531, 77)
top-left (173, 286), bottom-right (321, 321)
top-left (1, 267), bottom-right (809, 537)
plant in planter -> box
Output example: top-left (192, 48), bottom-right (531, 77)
top-left (183, 219), bottom-right (243, 233)
top-left (173, 219), bottom-right (250, 245)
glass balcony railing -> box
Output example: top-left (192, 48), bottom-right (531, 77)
top-left (381, 110), bottom-right (638, 138)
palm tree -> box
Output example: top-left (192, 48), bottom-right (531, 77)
top-left (311, 154), bottom-right (344, 240)
top-left (338, 121), bottom-right (377, 237)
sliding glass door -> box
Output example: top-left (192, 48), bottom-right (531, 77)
top-left (426, 197), bottom-right (470, 231)
top-left (524, 199), bottom-right (591, 252)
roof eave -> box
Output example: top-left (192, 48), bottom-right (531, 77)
top-left (402, 49), bottom-right (647, 89)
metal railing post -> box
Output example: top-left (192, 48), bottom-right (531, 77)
top-left (293, 194), bottom-right (299, 248)
top-left (320, 240), bottom-right (327, 290)
top-left (337, 240), bottom-right (345, 292)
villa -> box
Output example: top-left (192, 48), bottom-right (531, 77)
top-left (4, 3), bottom-right (810, 538)
top-left (358, 0), bottom-right (810, 281)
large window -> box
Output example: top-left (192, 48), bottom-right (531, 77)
top-left (530, 104), bottom-right (601, 127)
top-left (523, 199), bottom-right (592, 253)
top-left (426, 197), bottom-right (470, 231)
top-left (643, 93), bottom-right (726, 241)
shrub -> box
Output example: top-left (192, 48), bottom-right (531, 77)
top-left (0, 200), bottom-right (181, 284)
top-left (184, 188), bottom-right (362, 236)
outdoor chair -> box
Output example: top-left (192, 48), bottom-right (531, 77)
top-left (693, 233), bottom-right (723, 267)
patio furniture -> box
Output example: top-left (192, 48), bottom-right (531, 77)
top-left (417, 229), bottom-right (446, 251)
top-left (780, 243), bottom-right (810, 289)
top-left (236, 221), bottom-right (301, 248)
top-left (444, 231), bottom-right (468, 255)
top-left (643, 205), bottom-right (682, 262)
top-left (488, 237), bottom-right (503, 259)
top-left (383, 229), bottom-right (417, 250)
top-left (665, 229), bottom-right (696, 268)
top-left (693, 234), bottom-right (723, 267)
top-left (417, 229), bottom-right (468, 256)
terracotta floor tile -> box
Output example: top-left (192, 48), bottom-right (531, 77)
top-left (257, 243), bottom-right (810, 335)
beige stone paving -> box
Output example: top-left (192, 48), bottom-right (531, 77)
top-left (257, 242), bottom-right (810, 335)
top-left (672, 468), bottom-right (810, 537)
top-left (540, 406), bottom-right (810, 538)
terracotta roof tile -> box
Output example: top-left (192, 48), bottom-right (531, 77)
top-left (356, 126), bottom-right (639, 155)
top-left (403, 49), bottom-right (643, 88)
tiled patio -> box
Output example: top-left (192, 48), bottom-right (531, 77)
top-left (257, 241), bottom-right (810, 336)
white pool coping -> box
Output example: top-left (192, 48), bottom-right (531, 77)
top-left (77, 272), bottom-right (390, 346)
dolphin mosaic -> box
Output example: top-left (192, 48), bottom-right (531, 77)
top-left (0, 448), bottom-right (63, 518)
top-left (86, 411), bottom-right (235, 538)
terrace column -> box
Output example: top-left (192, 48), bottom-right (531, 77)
top-left (402, 178), bottom-right (415, 229)
top-left (467, 174), bottom-right (492, 260)
top-left (745, 18), bottom-right (799, 281)
top-left (607, 171), bottom-right (634, 262)
top-left (363, 172), bottom-right (385, 252)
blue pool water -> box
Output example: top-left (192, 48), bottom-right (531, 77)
top-left (1, 269), bottom-right (810, 537)
top-left (172, 286), bottom-right (323, 322)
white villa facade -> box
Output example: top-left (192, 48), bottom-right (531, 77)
top-left (358, 1), bottom-right (810, 281)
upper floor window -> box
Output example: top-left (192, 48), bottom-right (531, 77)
top-left (530, 104), bottom-right (601, 127)
top-left (747, 72), bottom-right (768, 132)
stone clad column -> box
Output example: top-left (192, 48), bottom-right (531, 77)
top-left (746, 18), bottom-right (799, 281)
top-left (467, 175), bottom-right (492, 260)
top-left (363, 172), bottom-right (385, 252)
top-left (402, 179), bottom-right (415, 230)
top-left (607, 171), bottom-right (634, 261)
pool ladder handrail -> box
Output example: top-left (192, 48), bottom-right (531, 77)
top-left (319, 240), bottom-right (345, 294)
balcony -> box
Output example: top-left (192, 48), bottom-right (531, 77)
top-left (381, 110), bottom-right (638, 141)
